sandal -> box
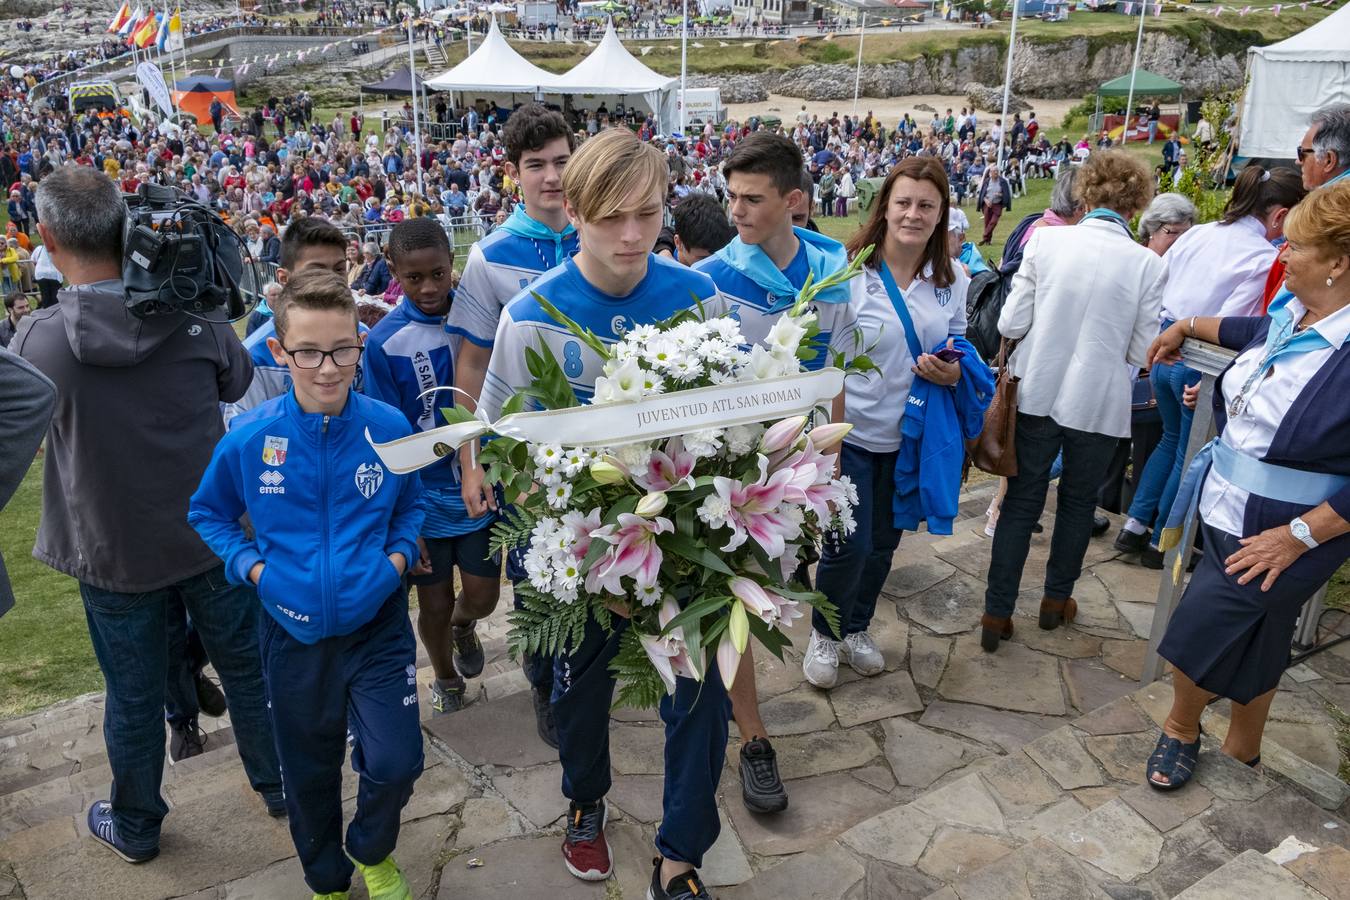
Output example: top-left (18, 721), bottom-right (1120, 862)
top-left (1146, 730), bottom-right (1202, 792)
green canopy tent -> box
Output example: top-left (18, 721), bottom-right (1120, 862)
top-left (1094, 69), bottom-right (1184, 142)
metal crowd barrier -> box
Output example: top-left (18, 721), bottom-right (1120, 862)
top-left (1140, 337), bottom-right (1330, 682)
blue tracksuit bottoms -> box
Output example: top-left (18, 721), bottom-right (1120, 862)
top-left (258, 590), bottom-right (424, 894)
top-left (553, 612), bottom-right (731, 867)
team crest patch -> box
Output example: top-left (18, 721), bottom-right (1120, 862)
top-left (936, 287), bottom-right (953, 307)
top-left (262, 435), bottom-right (289, 466)
top-left (354, 462), bottom-right (385, 499)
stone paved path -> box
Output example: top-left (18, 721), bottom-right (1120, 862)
top-left (4, 483), bottom-right (1350, 899)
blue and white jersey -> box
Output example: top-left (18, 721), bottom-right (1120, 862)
top-left (363, 297), bottom-right (487, 537)
top-left (695, 243), bottom-right (859, 372)
top-left (223, 319), bottom-right (369, 427)
top-left (446, 227), bottom-right (581, 348)
top-left (479, 254), bottom-right (720, 420)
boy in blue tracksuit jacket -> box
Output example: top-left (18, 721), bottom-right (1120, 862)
top-left (362, 218), bottom-right (501, 716)
top-left (189, 270), bottom-right (426, 900)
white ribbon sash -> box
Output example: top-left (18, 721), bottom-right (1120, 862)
top-left (366, 368), bottom-right (846, 475)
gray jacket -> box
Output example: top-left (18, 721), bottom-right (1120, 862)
top-left (0, 348), bottom-right (56, 617)
top-left (14, 280), bottom-right (252, 593)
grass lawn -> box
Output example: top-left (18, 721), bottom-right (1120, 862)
top-left (0, 460), bottom-right (100, 719)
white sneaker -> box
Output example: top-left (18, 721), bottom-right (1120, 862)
top-left (842, 631), bottom-right (885, 676)
top-left (802, 630), bottom-right (840, 688)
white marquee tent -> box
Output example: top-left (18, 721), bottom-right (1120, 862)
top-left (544, 21), bottom-right (680, 132)
top-left (1239, 2), bottom-right (1350, 160)
top-left (424, 17), bottom-right (559, 96)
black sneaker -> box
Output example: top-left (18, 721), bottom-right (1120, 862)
top-left (533, 686), bottom-right (558, 749)
top-left (87, 801), bottom-right (158, 864)
top-left (1114, 528), bottom-right (1150, 553)
top-left (429, 678), bottom-right (468, 714)
top-left (1142, 547), bottom-right (1200, 572)
top-left (739, 737), bottom-right (788, 814)
top-left (168, 719), bottom-right (207, 764)
top-left (260, 790), bottom-right (287, 818)
top-left (451, 622), bottom-right (485, 679)
top-left (647, 858), bottom-right (713, 899)
top-left (194, 671), bottom-right (228, 718)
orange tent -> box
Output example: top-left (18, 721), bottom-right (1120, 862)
top-left (172, 75), bottom-right (241, 123)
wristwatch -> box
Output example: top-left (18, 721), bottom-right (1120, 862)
top-left (1290, 517), bottom-right (1319, 549)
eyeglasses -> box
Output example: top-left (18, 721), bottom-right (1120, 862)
top-left (281, 345), bottom-right (364, 369)
top-left (1296, 147), bottom-right (1315, 161)
top-left (1160, 226), bottom-right (1188, 236)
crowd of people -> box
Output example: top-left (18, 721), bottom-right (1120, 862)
top-left (2, 37), bottom-right (1350, 896)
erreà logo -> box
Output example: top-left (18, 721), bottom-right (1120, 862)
top-left (354, 462), bottom-right (384, 499)
top-left (259, 470), bottom-right (285, 494)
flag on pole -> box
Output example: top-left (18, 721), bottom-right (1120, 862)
top-left (119, 4), bottom-right (143, 36)
top-left (156, 11), bottom-right (170, 50)
top-left (108, 2), bottom-right (131, 34)
top-left (165, 7), bottom-right (183, 51)
top-left (133, 10), bottom-right (159, 48)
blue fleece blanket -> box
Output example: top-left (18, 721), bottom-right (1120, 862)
top-left (893, 335), bottom-right (995, 535)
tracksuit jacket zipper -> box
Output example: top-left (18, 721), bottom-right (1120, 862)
top-left (320, 414), bottom-right (332, 636)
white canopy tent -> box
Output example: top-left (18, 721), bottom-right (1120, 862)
top-left (424, 16), bottom-right (559, 97)
top-left (544, 20), bottom-right (680, 132)
top-left (1239, 2), bottom-right (1350, 160)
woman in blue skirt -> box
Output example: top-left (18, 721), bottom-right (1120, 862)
top-left (1143, 181), bottom-right (1350, 790)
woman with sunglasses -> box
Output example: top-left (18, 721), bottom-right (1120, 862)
top-left (1114, 166), bottom-right (1306, 568)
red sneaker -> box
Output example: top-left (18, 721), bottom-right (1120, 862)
top-left (562, 799), bottom-right (612, 881)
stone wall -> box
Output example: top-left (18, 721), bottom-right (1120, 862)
top-left (695, 28), bottom-right (1248, 102)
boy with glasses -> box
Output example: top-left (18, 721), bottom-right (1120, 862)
top-left (190, 269), bottom-right (427, 900)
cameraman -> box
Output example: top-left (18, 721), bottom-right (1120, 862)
top-left (12, 165), bottom-right (283, 863)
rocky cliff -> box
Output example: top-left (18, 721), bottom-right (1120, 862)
top-left (694, 26), bottom-right (1251, 102)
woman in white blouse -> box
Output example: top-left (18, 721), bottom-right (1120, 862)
top-left (801, 157), bottom-right (970, 687)
top-left (1115, 166), bottom-right (1306, 568)
top-left (981, 150), bottom-right (1166, 652)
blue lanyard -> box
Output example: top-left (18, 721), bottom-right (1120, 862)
top-left (877, 263), bottom-right (926, 362)
top-left (1081, 207), bottom-right (1133, 239)
top-left (1227, 307), bottom-right (1331, 417)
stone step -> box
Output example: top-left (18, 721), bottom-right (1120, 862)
top-left (1173, 848), bottom-right (1327, 899)
top-left (725, 681), bottom-right (1350, 900)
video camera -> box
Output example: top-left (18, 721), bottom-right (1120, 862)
top-left (121, 183), bottom-right (257, 322)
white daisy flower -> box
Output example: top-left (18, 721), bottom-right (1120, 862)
top-left (533, 443), bottom-right (563, 468)
top-left (545, 482), bottom-right (573, 509)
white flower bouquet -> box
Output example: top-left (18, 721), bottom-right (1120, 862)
top-left (470, 255), bottom-right (876, 708)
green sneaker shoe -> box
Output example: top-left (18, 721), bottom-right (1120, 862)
top-left (312, 893), bottom-right (349, 900)
top-left (353, 856), bottom-right (412, 900)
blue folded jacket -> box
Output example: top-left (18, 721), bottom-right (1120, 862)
top-left (893, 335), bottom-right (995, 535)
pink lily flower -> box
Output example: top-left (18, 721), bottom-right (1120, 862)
top-left (586, 513), bottom-right (673, 595)
top-left (728, 576), bottom-right (801, 628)
top-left (640, 596), bottom-right (701, 693)
top-left (633, 436), bottom-right (696, 492)
top-left (715, 632), bottom-right (742, 690)
top-left (561, 507), bottom-right (603, 560)
top-left (711, 456), bottom-right (798, 558)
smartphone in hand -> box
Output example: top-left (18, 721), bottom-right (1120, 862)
top-left (934, 346), bottom-right (966, 364)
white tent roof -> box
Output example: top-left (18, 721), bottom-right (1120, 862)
top-left (424, 17), bottom-right (559, 93)
top-left (547, 20), bottom-right (676, 95)
top-left (1239, 3), bottom-right (1350, 159)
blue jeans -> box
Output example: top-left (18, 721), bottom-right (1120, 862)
top-left (985, 415), bottom-right (1117, 617)
top-left (78, 565), bottom-right (282, 855)
top-left (813, 444), bottom-right (902, 639)
top-left (1127, 360), bottom-right (1201, 544)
